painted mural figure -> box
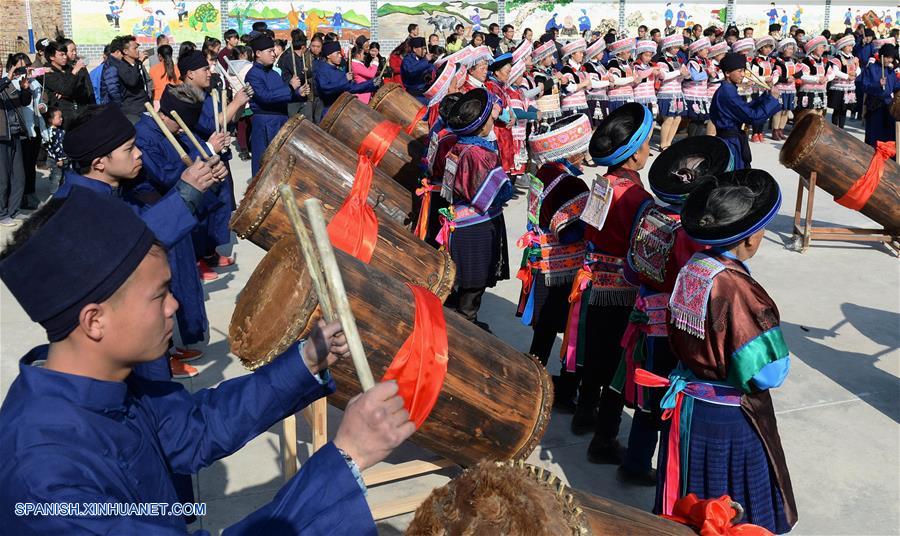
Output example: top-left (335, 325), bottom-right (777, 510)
top-left (767, 3), bottom-right (778, 26)
top-left (332, 8), bottom-right (344, 35)
top-left (173, 0), bottom-right (189, 26)
top-left (578, 9), bottom-right (591, 33)
top-left (665, 3), bottom-right (674, 28)
top-left (472, 7), bottom-right (482, 32)
top-left (676, 4), bottom-right (688, 29)
top-left (791, 5), bottom-right (802, 27)
top-left (545, 13), bottom-right (561, 33)
top-left (844, 8), bottom-right (853, 27)
top-left (107, 0), bottom-right (123, 30)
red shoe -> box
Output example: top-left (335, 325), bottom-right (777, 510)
top-left (215, 255), bottom-right (235, 267)
top-left (198, 261), bottom-right (218, 281)
top-left (170, 358), bottom-right (199, 379)
top-left (173, 347), bottom-right (203, 362)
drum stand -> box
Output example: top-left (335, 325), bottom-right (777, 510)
top-left (280, 403), bottom-right (455, 520)
top-left (791, 171), bottom-right (900, 255)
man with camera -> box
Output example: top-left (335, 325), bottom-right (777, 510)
top-left (0, 65), bottom-right (33, 226)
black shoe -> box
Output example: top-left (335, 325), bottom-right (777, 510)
top-left (551, 376), bottom-right (577, 413)
top-left (616, 465), bottom-right (658, 486)
top-left (570, 407), bottom-right (597, 436)
top-left (238, 151), bottom-right (251, 161)
top-left (473, 319), bottom-right (492, 333)
top-left (586, 438), bottom-right (625, 465)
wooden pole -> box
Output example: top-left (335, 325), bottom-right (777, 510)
top-left (220, 86), bottom-right (228, 135)
top-left (281, 416), bottom-right (299, 480)
top-left (143, 102), bottom-right (192, 166)
top-left (170, 111), bottom-right (211, 160)
top-left (304, 198), bottom-right (376, 392)
top-left (896, 122), bottom-right (900, 164)
top-left (277, 185), bottom-right (335, 320)
top-left (212, 90), bottom-right (220, 134)
top-left (291, 42), bottom-right (298, 79)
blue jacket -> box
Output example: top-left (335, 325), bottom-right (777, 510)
top-left (246, 61), bottom-right (297, 117)
top-left (314, 60), bottom-right (377, 111)
top-left (100, 59), bottom-right (121, 105)
top-left (709, 81), bottom-right (780, 169)
top-left (89, 64), bottom-right (104, 104)
top-left (191, 93), bottom-right (235, 251)
top-left (0, 344), bottom-right (374, 535)
top-left (400, 52), bottom-right (435, 101)
top-left (861, 62), bottom-right (899, 146)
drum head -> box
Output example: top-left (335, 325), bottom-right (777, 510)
top-left (229, 237), bottom-right (320, 370)
top-left (779, 112), bottom-right (825, 170)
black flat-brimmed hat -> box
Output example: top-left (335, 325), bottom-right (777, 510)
top-left (649, 136), bottom-right (732, 205)
top-left (447, 88), bottom-right (495, 136)
top-left (681, 168), bottom-right (781, 246)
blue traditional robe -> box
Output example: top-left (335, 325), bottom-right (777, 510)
top-left (314, 60), bottom-right (378, 117)
top-left (0, 344), bottom-right (375, 535)
top-left (400, 53), bottom-right (435, 104)
top-left (191, 93), bottom-right (236, 257)
top-left (245, 62), bottom-right (298, 176)
top-left (133, 114), bottom-right (211, 347)
top-left (860, 62), bottom-right (899, 146)
top-left (709, 81), bottom-right (781, 169)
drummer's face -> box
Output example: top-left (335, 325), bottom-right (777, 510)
top-left (256, 47), bottom-right (277, 66)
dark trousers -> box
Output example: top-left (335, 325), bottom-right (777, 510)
top-left (454, 287), bottom-right (486, 322)
top-left (0, 137), bottom-right (25, 219)
top-left (236, 116), bottom-right (251, 152)
top-left (830, 92), bottom-right (850, 129)
top-left (21, 136), bottom-right (40, 197)
top-left (579, 303), bottom-right (631, 443)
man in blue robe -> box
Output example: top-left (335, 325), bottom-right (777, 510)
top-left (401, 37), bottom-right (436, 105)
top-left (861, 44), bottom-right (899, 146)
top-left (314, 40), bottom-right (380, 119)
top-left (54, 103), bottom-right (223, 381)
top-left (245, 34), bottom-right (305, 176)
top-left (0, 187), bottom-right (416, 534)
top-left (709, 53), bottom-right (781, 169)
top-left (854, 29), bottom-right (877, 119)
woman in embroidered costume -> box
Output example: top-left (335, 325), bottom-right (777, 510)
top-left (771, 38), bottom-right (798, 141)
top-left (793, 35), bottom-right (830, 121)
top-left (418, 92), bottom-right (463, 246)
top-left (827, 34), bottom-right (859, 130)
top-left (611, 136), bottom-right (731, 486)
top-left (563, 103), bottom-right (653, 464)
top-left (460, 46), bottom-right (494, 92)
top-left (440, 88), bottom-right (513, 330)
top-left (632, 40), bottom-right (659, 114)
top-left (559, 38), bottom-right (593, 118)
top-left (682, 37), bottom-right (711, 137)
top-left (583, 38), bottom-right (610, 126)
top-left (531, 38), bottom-right (563, 123)
top-left (749, 37), bottom-right (776, 143)
top-left (657, 34), bottom-right (689, 150)
top-left (606, 38), bottom-right (637, 113)
top-left (506, 58), bottom-right (540, 181)
top-left (704, 41), bottom-right (729, 135)
top-left (731, 38), bottom-right (756, 105)
top-left (485, 52), bottom-right (518, 178)
top-left (516, 114), bottom-right (591, 412)
top-left (641, 168), bottom-right (798, 534)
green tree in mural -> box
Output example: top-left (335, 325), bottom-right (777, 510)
top-left (231, 0), bottom-right (262, 34)
top-left (506, 0), bottom-right (574, 30)
top-left (191, 2), bottom-right (220, 32)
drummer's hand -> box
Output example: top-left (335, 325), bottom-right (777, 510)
top-left (333, 381), bottom-right (416, 471)
top-left (206, 154), bottom-right (229, 181)
top-left (289, 75), bottom-right (302, 90)
top-left (180, 157), bottom-right (216, 192)
top-left (207, 131), bottom-right (229, 153)
top-left (302, 319), bottom-right (349, 375)
top-left (233, 87), bottom-right (251, 106)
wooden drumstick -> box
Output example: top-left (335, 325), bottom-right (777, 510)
top-left (220, 87), bottom-right (228, 135)
top-left (212, 90), bottom-right (220, 134)
top-left (304, 198), bottom-right (376, 392)
top-left (143, 102), bottom-right (192, 166)
top-left (170, 111), bottom-right (211, 160)
top-left (277, 185), bottom-right (335, 321)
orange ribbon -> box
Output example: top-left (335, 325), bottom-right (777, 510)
top-left (405, 105), bottom-right (428, 135)
top-left (835, 141), bottom-right (895, 211)
top-left (382, 284), bottom-right (449, 429)
top-left (662, 493), bottom-right (774, 536)
top-left (327, 121), bottom-right (402, 263)
top-left (413, 178), bottom-right (439, 241)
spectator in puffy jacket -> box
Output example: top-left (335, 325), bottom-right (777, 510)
top-left (99, 37), bottom-right (124, 105)
top-left (110, 35), bottom-right (151, 123)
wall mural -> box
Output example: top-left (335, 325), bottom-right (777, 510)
top-left (505, 0), bottom-right (618, 39)
top-left (227, 1), bottom-right (371, 41)
top-left (72, 0), bottom-right (220, 45)
top-left (376, 1), bottom-right (499, 42)
top-left (622, 1), bottom-right (726, 36)
top-left (731, 2), bottom-right (826, 36)
top-left (828, 3), bottom-right (899, 35)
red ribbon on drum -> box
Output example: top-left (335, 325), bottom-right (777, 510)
top-left (835, 140), bottom-right (895, 211)
top-left (405, 105), bottom-right (428, 136)
top-left (382, 284), bottom-right (449, 429)
top-left (327, 120), bottom-right (403, 263)
top-left (662, 493), bottom-right (775, 536)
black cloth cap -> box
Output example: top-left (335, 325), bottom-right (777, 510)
top-left (485, 33), bottom-right (501, 49)
top-left (649, 136), bottom-right (732, 204)
top-left (720, 52), bottom-right (746, 73)
top-left (880, 44), bottom-right (898, 59)
top-left (681, 168), bottom-right (781, 246)
top-left (250, 34), bottom-right (275, 52)
top-left (768, 24), bottom-right (781, 32)
top-left (322, 40), bottom-right (342, 57)
top-left (0, 187), bottom-right (156, 341)
top-left (410, 37), bottom-right (426, 49)
top-left (865, 29), bottom-right (876, 38)
top-left (177, 51), bottom-right (208, 74)
top-left (489, 52), bottom-right (513, 72)
top-left (438, 93), bottom-right (462, 122)
top-left (159, 85), bottom-right (202, 127)
top-left (64, 104), bottom-right (136, 167)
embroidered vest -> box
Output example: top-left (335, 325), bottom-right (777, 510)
top-left (682, 59), bottom-right (708, 101)
top-left (669, 253), bottom-right (728, 339)
top-left (658, 57), bottom-right (684, 97)
top-left (633, 63), bottom-right (657, 103)
top-left (608, 60), bottom-right (635, 101)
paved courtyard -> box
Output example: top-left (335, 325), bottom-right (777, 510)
top-left (1, 119), bottom-right (898, 535)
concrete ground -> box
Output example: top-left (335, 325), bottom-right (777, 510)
top-left (1, 117), bottom-right (898, 535)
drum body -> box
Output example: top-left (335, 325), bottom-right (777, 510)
top-left (890, 94), bottom-right (900, 121)
top-left (320, 92), bottom-right (427, 193)
top-left (781, 113), bottom-right (900, 232)
top-left (230, 114), bottom-right (455, 299)
top-left (369, 82), bottom-right (430, 143)
top-left (230, 237), bottom-right (553, 468)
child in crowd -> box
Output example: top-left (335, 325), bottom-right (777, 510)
top-left (43, 107), bottom-right (66, 194)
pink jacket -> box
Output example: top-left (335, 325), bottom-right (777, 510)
top-left (351, 59), bottom-right (378, 104)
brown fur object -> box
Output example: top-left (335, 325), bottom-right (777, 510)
top-left (407, 460), bottom-right (589, 536)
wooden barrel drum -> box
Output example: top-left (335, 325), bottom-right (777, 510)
top-left (369, 82), bottom-right (430, 144)
top-left (781, 113), bottom-right (900, 232)
top-left (319, 92), bottom-right (427, 193)
top-left (230, 114), bottom-right (455, 299)
top-left (230, 237), bottom-right (553, 468)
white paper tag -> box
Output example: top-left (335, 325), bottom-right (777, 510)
top-left (581, 176), bottom-right (613, 230)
